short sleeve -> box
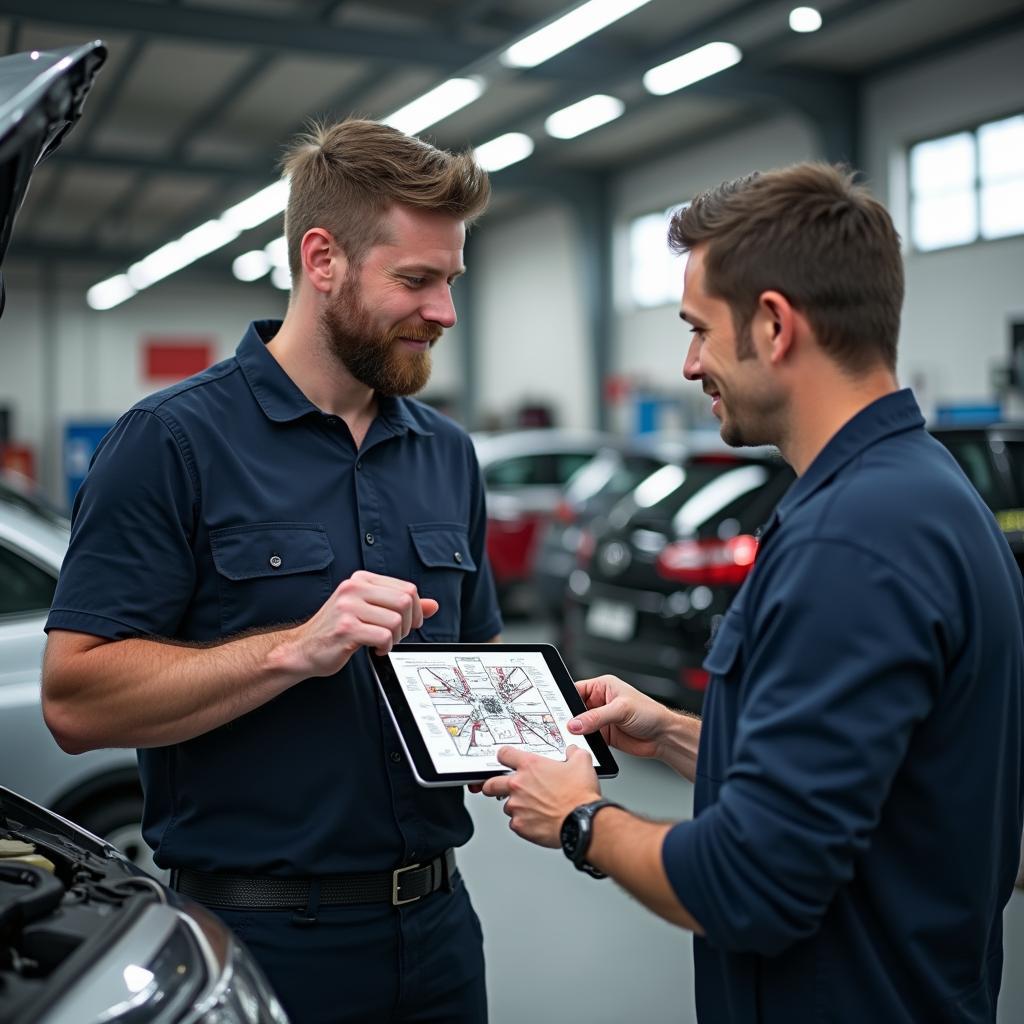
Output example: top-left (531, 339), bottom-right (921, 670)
top-left (457, 440), bottom-right (503, 642)
top-left (662, 537), bottom-right (945, 955)
top-left (45, 408), bottom-right (198, 640)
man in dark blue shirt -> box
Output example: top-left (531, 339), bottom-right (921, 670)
top-left (482, 163), bottom-right (1024, 1022)
top-left (42, 119), bottom-right (502, 1024)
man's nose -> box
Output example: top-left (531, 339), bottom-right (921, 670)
top-left (682, 335), bottom-right (703, 381)
top-left (422, 285), bottom-right (457, 329)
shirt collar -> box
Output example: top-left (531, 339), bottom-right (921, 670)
top-left (236, 319), bottom-right (432, 436)
top-left (764, 388), bottom-right (925, 537)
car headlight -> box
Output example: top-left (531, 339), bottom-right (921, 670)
top-left (192, 935), bottom-right (289, 1024)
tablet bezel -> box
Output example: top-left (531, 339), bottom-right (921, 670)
top-left (369, 642), bottom-right (619, 787)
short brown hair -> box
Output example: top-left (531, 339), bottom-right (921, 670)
top-left (280, 118), bottom-right (491, 279)
top-left (668, 163), bottom-right (903, 373)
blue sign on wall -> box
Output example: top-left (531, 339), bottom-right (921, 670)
top-left (64, 421), bottom-right (114, 508)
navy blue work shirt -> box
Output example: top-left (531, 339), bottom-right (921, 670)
top-left (46, 320), bottom-right (503, 875)
top-left (662, 390), bottom-right (1024, 1023)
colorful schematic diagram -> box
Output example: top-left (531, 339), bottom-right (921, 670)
top-left (418, 657), bottom-right (565, 757)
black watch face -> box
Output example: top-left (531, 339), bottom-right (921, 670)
top-left (560, 816), bottom-right (581, 860)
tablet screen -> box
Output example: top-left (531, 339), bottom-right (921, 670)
top-left (371, 643), bottom-right (618, 785)
top-left (386, 648), bottom-right (596, 774)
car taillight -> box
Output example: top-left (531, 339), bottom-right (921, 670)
top-left (655, 534), bottom-right (758, 585)
top-left (577, 528), bottom-right (595, 565)
top-left (680, 668), bottom-right (710, 691)
top-left (553, 499), bottom-right (577, 524)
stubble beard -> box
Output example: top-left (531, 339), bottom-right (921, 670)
top-left (320, 274), bottom-right (440, 397)
top-left (712, 325), bottom-right (783, 449)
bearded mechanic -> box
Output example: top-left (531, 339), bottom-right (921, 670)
top-left (41, 118), bottom-right (502, 1024)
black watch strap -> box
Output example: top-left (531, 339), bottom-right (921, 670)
top-left (561, 799), bottom-right (622, 878)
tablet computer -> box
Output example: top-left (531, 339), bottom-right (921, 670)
top-left (369, 643), bottom-right (619, 787)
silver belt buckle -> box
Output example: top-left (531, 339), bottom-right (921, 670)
top-left (392, 863), bottom-right (422, 906)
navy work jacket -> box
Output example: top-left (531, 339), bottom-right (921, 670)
top-left (662, 390), bottom-right (1024, 1023)
top-left (46, 320), bottom-right (503, 875)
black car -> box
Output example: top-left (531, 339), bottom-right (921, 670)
top-left (532, 441), bottom-right (684, 619)
top-left (561, 449), bottom-right (795, 711)
top-left (561, 422), bottom-right (1024, 713)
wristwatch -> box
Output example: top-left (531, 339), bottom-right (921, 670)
top-left (560, 799), bottom-right (622, 878)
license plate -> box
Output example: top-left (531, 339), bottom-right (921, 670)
top-left (585, 600), bottom-right (636, 641)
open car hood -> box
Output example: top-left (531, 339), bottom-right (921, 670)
top-left (0, 41), bottom-right (107, 273)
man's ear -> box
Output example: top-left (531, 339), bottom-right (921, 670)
top-left (300, 227), bottom-right (346, 294)
top-left (757, 290), bottom-right (797, 365)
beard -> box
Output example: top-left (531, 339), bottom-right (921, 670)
top-left (319, 274), bottom-right (441, 397)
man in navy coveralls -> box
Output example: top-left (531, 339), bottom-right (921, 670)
top-left (42, 119), bottom-right (502, 1024)
top-left (483, 163), bottom-right (1024, 1023)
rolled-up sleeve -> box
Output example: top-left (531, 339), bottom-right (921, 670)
top-left (46, 408), bottom-right (198, 640)
top-left (663, 538), bottom-right (946, 955)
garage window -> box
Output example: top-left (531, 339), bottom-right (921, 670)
top-left (626, 203), bottom-right (688, 308)
top-left (910, 113), bottom-right (1024, 252)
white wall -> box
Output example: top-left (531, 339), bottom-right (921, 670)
top-left (473, 201), bottom-right (593, 430)
top-left (864, 28), bottom-right (1024, 417)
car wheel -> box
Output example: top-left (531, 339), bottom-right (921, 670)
top-left (73, 794), bottom-right (168, 883)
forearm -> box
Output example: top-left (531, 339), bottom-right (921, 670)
top-left (655, 709), bottom-right (702, 782)
top-left (43, 628), bottom-right (311, 752)
top-left (587, 809), bottom-right (704, 933)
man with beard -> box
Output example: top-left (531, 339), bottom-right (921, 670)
top-left (41, 118), bottom-right (501, 1024)
top-left (479, 164), bottom-right (1023, 1023)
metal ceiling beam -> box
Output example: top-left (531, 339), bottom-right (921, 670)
top-left (50, 149), bottom-right (275, 181)
top-left (8, 0), bottom-right (481, 67)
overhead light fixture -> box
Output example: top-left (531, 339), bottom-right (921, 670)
top-left (642, 41), bottom-right (742, 96)
top-left (86, 179), bottom-right (291, 309)
top-left (270, 265), bottom-right (292, 291)
top-left (220, 180), bottom-right (289, 232)
top-left (232, 250), bottom-right (271, 282)
top-left (384, 77), bottom-right (485, 136)
top-left (474, 132), bottom-right (535, 172)
top-left (86, 274), bottom-right (136, 311)
top-left (545, 94), bottom-right (624, 140)
top-left (501, 0), bottom-right (654, 69)
top-left (789, 7), bottom-right (823, 33)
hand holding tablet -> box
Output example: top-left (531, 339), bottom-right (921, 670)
top-left (369, 643), bottom-right (619, 787)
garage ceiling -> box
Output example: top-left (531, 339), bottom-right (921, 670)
top-left (4, 0), bottom-right (1023, 286)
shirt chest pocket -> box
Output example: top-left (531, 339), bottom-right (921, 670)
top-left (408, 522), bottom-right (476, 641)
top-left (702, 609), bottom-right (746, 686)
top-left (209, 523), bottom-right (334, 634)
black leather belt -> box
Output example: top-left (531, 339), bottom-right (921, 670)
top-left (172, 848), bottom-right (455, 911)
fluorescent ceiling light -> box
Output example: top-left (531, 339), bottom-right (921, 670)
top-left (642, 42), bottom-right (742, 96)
top-left (221, 179), bottom-right (289, 232)
top-left (127, 219), bottom-right (239, 290)
top-left (474, 132), bottom-right (534, 172)
top-left (264, 235), bottom-right (288, 267)
top-left (232, 250), bottom-right (271, 282)
top-left (545, 94), bottom-right (624, 140)
top-left (384, 77), bottom-right (485, 136)
top-left (789, 7), bottom-right (822, 32)
top-left (86, 274), bottom-right (136, 311)
top-left (501, 0), bottom-right (653, 69)
top-left (271, 265), bottom-right (292, 291)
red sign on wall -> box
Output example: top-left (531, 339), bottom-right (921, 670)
top-left (143, 338), bottom-right (214, 381)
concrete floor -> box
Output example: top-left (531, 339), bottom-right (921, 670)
top-left (457, 617), bottom-right (1024, 1024)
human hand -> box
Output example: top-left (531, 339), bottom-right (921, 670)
top-left (480, 745), bottom-right (601, 848)
top-left (568, 674), bottom-right (671, 760)
top-left (286, 570), bottom-right (439, 677)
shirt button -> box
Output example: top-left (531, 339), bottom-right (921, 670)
top-left (390, 751), bottom-right (402, 763)
top-left (365, 533), bottom-right (375, 545)
top-left (355, 460), bottom-right (362, 470)
top-left (269, 554), bottom-right (283, 569)
top-left (453, 551), bottom-right (463, 564)
top-left (326, 415), bottom-right (339, 425)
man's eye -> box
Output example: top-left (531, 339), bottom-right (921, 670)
top-left (402, 276), bottom-right (426, 287)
